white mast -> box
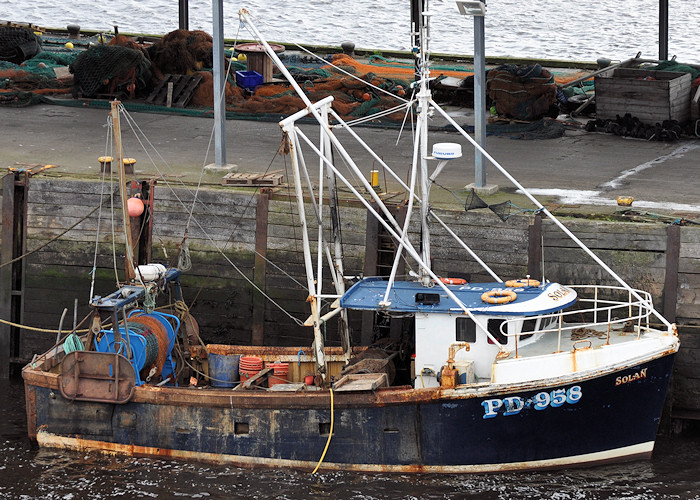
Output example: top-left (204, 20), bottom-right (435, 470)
top-left (416, 4), bottom-right (433, 286)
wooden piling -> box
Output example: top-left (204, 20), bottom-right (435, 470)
top-left (664, 224), bottom-right (680, 322)
top-left (0, 172), bottom-right (28, 377)
top-left (252, 191), bottom-right (269, 345)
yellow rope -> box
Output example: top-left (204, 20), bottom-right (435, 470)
top-left (0, 316), bottom-right (89, 334)
top-left (312, 388), bottom-right (334, 474)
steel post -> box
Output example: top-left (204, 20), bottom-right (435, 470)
top-left (178, 0), bottom-right (189, 30)
top-left (212, 0), bottom-right (226, 167)
top-left (659, 0), bottom-right (669, 61)
top-left (474, 14), bottom-right (486, 188)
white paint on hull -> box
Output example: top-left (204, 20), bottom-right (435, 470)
top-left (36, 431), bottom-right (654, 473)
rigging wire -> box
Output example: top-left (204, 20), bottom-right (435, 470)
top-left (89, 116), bottom-right (112, 300)
top-left (184, 21), bottom-right (242, 236)
top-left (239, 12), bottom-right (409, 108)
top-left (101, 24), bottom-right (422, 326)
top-left (114, 109), bottom-right (305, 324)
top-left (107, 117), bottom-right (120, 289)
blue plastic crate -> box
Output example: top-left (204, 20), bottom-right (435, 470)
top-left (236, 70), bottom-right (263, 91)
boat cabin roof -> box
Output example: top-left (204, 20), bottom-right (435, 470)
top-left (340, 278), bottom-right (577, 316)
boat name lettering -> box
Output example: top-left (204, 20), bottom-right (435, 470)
top-left (547, 287), bottom-right (572, 301)
top-left (481, 386), bottom-right (582, 419)
top-left (615, 368), bottom-right (647, 386)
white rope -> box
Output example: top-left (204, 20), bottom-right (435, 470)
top-left (89, 116), bottom-right (112, 301)
top-left (177, 238), bottom-right (192, 272)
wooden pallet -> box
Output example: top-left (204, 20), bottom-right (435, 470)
top-left (333, 373), bottom-right (388, 392)
top-left (222, 171), bottom-right (284, 186)
top-left (146, 74), bottom-right (202, 108)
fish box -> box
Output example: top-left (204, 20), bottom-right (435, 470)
top-left (595, 68), bottom-right (692, 123)
top-left (236, 70), bottom-right (263, 91)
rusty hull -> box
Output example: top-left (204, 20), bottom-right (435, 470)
top-left (22, 343), bottom-right (676, 473)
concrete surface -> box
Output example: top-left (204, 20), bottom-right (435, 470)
top-left (2, 103), bottom-right (700, 216)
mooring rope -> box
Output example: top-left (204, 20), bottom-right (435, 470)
top-left (0, 203), bottom-right (102, 271)
top-left (311, 387), bottom-right (334, 474)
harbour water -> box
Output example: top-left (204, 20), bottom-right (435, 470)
top-left (2, 377), bottom-right (700, 499)
top-left (2, 0), bottom-right (698, 63)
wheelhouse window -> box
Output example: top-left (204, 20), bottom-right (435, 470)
top-left (487, 319), bottom-right (508, 345)
top-left (456, 317), bottom-right (476, 342)
top-left (520, 318), bottom-right (536, 341)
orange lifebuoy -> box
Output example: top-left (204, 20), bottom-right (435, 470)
top-left (481, 289), bottom-right (518, 304)
top-left (440, 277), bottom-right (467, 285)
top-left (505, 278), bottom-right (541, 288)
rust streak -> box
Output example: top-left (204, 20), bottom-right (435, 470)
top-left (24, 383), bottom-right (37, 440)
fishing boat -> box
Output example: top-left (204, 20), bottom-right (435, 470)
top-left (22, 6), bottom-right (679, 473)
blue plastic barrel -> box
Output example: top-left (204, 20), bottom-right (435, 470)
top-left (208, 353), bottom-right (240, 388)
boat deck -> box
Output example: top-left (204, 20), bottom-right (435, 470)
top-left (487, 322), bottom-right (677, 386)
top-left (510, 322), bottom-right (643, 359)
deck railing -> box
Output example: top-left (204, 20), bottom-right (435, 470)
top-left (501, 285), bottom-right (662, 357)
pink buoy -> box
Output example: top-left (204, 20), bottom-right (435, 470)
top-left (127, 196), bottom-right (144, 217)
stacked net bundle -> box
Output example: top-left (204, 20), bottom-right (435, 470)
top-left (0, 26), bottom-right (42, 64)
top-left (173, 51), bottom-right (414, 121)
top-left (109, 34), bottom-right (144, 53)
top-left (208, 57), bottom-right (412, 121)
top-left (487, 64), bottom-right (557, 121)
top-left (0, 49), bottom-right (77, 107)
top-left (147, 30), bottom-right (214, 78)
top-left (70, 44), bottom-right (152, 98)
top-left (189, 70), bottom-right (244, 107)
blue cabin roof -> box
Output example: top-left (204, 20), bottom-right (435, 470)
top-left (340, 278), bottom-right (577, 316)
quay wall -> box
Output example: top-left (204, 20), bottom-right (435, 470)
top-left (4, 176), bottom-right (700, 419)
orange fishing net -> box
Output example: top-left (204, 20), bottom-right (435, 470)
top-left (208, 53), bottom-right (414, 120)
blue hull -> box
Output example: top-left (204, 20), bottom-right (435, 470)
top-left (25, 353), bottom-right (674, 472)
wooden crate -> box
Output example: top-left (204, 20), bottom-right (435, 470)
top-left (595, 68), bottom-right (692, 123)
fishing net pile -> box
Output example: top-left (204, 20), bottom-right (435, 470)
top-left (0, 26), bottom-right (42, 64)
top-left (487, 64), bottom-right (557, 121)
top-left (1, 28), bottom-right (216, 107)
top-left (0, 27), bottom-right (76, 107)
top-left (0, 26), bottom-right (598, 124)
top-left (187, 52), bottom-right (414, 121)
top-left (146, 30), bottom-right (214, 79)
top-left (70, 42), bottom-right (152, 98)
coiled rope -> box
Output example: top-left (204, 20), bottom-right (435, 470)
top-left (117, 108), bottom-right (305, 327)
